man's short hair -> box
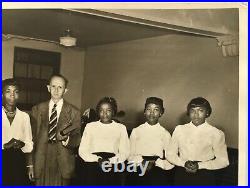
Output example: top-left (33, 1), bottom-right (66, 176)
top-left (48, 74), bottom-right (68, 88)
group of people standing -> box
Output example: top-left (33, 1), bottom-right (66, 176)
top-left (2, 74), bottom-right (229, 186)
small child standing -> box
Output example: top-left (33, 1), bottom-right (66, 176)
top-left (128, 97), bottom-right (174, 185)
top-left (78, 97), bottom-right (130, 185)
top-left (167, 97), bottom-right (229, 185)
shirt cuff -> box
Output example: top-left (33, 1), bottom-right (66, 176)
top-left (62, 136), bottom-right (70, 146)
top-left (21, 142), bottom-right (33, 153)
top-left (198, 161), bottom-right (206, 169)
top-left (109, 156), bottom-right (118, 164)
top-left (178, 160), bottom-right (186, 167)
top-left (155, 159), bottom-right (175, 170)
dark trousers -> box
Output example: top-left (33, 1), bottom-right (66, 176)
top-left (174, 166), bottom-right (216, 185)
top-left (2, 148), bottom-right (29, 185)
top-left (79, 162), bottom-right (122, 185)
top-left (126, 165), bottom-right (173, 185)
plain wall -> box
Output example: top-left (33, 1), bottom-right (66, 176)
top-left (82, 34), bottom-right (239, 149)
top-left (2, 38), bottom-right (85, 109)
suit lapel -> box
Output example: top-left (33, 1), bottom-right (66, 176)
top-left (41, 101), bottom-right (50, 129)
top-left (57, 101), bottom-right (72, 130)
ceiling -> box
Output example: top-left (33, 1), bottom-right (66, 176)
top-left (100, 9), bottom-right (239, 35)
top-left (2, 8), bottom-right (238, 49)
top-left (2, 9), bottom-right (182, 48)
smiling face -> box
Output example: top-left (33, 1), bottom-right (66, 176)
top-left (144, 103), bottom-right (162, 125)
top-left (98, 103), bottom-right (113, 124)
top-left (47, 76), bottom-right (68, 103)
top-left (2, 85), bottom-right (19, 107)
top-left (189, 106), bottom-right (207, 126)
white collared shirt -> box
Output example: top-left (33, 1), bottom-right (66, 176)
top-left (128, 122), bottom-right (174, 170)
top-left (49, 99), bottom-right (64, 121)
top-left (49, 99), bottom-right (70, 145)
top-left (2, 107), bottom-right (33, 153)
top-left (78, 120), bottom-right (130, 164)
top-left (166, 121), bottom-right (229, 170)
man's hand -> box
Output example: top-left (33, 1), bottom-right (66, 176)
top-left (27, 166), bottom-right (35, 182)
top-left (56, 131), bottom-right (68, 141)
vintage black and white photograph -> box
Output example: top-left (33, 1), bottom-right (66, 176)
top-left (2, 2), bottom-right (248, 186)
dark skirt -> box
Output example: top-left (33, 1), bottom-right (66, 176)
top-left (79, 162), bottom-right (122, 185)
top-left (174, 166), bottom-right (216, 185)
top-left (71, 155), bottom-right (84, 185)
top-left (2, 148), bottom-right (29, 185)
top-left (126, 165), bottom-right (173, 185)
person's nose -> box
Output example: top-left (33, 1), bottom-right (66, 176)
top-left (10, 91), bottom-right (15, 97)
top-left (149, 110), bottom-right (154, 115)
top-left (102, 110), bottom-right (108, 116)
top-left (194, 111), bottom-right (199, 117)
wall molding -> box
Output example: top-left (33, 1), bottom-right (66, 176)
top-left (217, 35), bottom-right (239, 57)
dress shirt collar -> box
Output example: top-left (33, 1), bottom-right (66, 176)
top-left (98, 120), bottom-right (115, 126)
top-left (2, 106), bottom-right (20, 119)
top-left (49, 98), bottom-right (64, 110)
top-left (144, 122), bottom-right (161, 127)
top-left (189, 121), bottom-right (208, 128)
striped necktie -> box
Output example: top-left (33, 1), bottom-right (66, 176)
top-left (48, 104), bottom-right (57, 142)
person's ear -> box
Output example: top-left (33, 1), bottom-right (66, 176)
top-left (64, 88), bottom-right (68, 94)
top-left (47, 85), bottom-right (51, 93)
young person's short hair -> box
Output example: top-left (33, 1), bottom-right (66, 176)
top-left (48, 74), bottom-right (68, 88)
top-left (2, 78), bottom-right (20, 93)
top-left (96, 97), bottom-right (118, 116)
top-left (144, 97), bottom-right (165, 114)
top-left (187, 97), bottom-right (212, 117)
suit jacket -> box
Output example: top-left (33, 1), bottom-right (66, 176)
top-left (30, 100), bottom-right (81, 179)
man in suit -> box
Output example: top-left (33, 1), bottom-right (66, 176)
top-left (30, 74), bottom-right (81, 185)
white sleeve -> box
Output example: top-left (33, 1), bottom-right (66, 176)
top-left (156, 130), bottom-right (174, 170)
top-left (166, 127), bottom-right (186, 167)
top-left (78, 125), bottom-right (100, 162)
top-left (127, 129), bottom-right (143, 163)
top-left (21, 114), bottom-right (33, 153)
top-left (198, 130), bottom-right (229, 170)
top-left (110, 126), bottom-right (130, 163)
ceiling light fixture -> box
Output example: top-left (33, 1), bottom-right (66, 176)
top-left (59, 29), bottom-right (77, 47)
